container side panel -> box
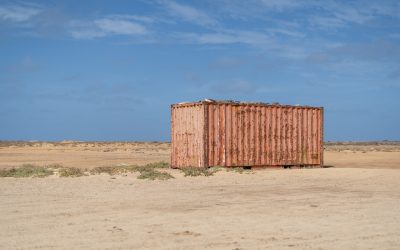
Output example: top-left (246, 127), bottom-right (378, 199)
top-left (292, 108), bottom-right (296, 164)
top-left (226, 104), bottom-right (232, 166)
top-left (202, 104), bottom-right (208, 167)
top-left (317, 109), bottom-right (322, 165)
top-left (237, 106), bottom-right (243, 166)
top-left (198, 102), bottom-right (323, 168)
top-left (308, 109), bottom-right (312, 165)
top-left (304, 109), bottom-right (310, 165)
top-left (219, 104), bottom-right (226, 166)
top-left (270, 107), bottom-right (276, 165)
top-left (256, 106), bottom-right (261, 166)
top-left (312, 109), bottom-right (317, 164)
top-left (277, 107), bottom-right (282, 165)
top-left (249, 106), bottom-right (254, 166)
top-left (208, 104), bottom-right (214, 166)
top-left (321, 108), bottom-right (324, 166)
top-left (282, 107), bottom-right (287, 164)
top-left (302, 108), bottom-right (307, 164)
top-left (171, 105), bottom-right (204, 168)
top-left (300, 108), bottom-right (304, 165)
top-left (231, 105), bottom-right (238, 166)
top-left (287, 108), bottom-right (293, 164)
top-left (266, 106), bottom-right (272, 165)
top-left (214, 105), bottom-right (219, 165)
top-left (315, 109), bottom-right (319, 165)
top-left (260, 107), bottom-right (266, 165)
top-left (242, 106), bottom-right (248, 166)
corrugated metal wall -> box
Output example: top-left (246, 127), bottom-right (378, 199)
top-left (206, 103), bottom-right (323, 167)
top-left (170, 104), bottom-right (205, 168)
top-left (171, 102), bottom-right (323, 168)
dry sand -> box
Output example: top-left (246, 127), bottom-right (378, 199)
top-left (0, 142), bottom-right (400, 249)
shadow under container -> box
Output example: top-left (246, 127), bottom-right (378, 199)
top-left (171, 101), bottom-right (324, 169)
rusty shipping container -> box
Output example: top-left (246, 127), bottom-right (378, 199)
top-left (171, 100), bottom-right (324, 168)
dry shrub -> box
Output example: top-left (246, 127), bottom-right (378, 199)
top-left (89, 162), bottom-right (174, 180)
top-left (59, 167), bottom-right (85, 177)
top-left (180, 167), bottom-right (218, 177)
top-left (137, 170), bottom-right (174, 180)
top-left (0, 164), bottom-right (53, 178)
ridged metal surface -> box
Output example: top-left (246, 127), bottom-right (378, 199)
top-left (171, 102), bottom-right (323, 168)
top-left (171, 104), bottom-right (206, 168)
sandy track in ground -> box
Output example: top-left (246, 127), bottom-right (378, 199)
top-left (1, 168), bottom-right (399, 249)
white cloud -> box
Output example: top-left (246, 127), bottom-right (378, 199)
top-left (310, 16), bottom-right (346, 28)
top-left (69, 17), bottom-right (148, 39)
top-left (94, 18), bottom-right (147, 35)
top-left (107, 14), bottom-right (155, 23)
top-left (0, 3), bottom-right (41, 22)
top-left (69, 28), bottom-right (105, 39)
top-left (176, 29), bottom-right (311, 59)
top-left (260, 0), bottom-right (303, 11)
top-left (269, 28), bottom-right (305, 38)
top-left (177, 30), bottom-right (271, 46)
top-left (162, 1), bottom-right (216, 27)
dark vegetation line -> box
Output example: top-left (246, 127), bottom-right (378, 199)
top-left (0, 162), bottom-right (253, 180)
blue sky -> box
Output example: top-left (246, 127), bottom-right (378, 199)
top-left (0, 0), bottom-right (399, 141)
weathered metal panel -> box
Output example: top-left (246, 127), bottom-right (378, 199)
top-left (171, 101), bottom-right (323, 168)
top-left (170, 104), bottom-right (205, 168)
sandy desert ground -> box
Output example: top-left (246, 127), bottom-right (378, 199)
top-left (0, 141), bottom-right (399, 249)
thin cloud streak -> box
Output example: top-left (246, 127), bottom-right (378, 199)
top-left (69, 16), bottom-right (148, 39)
top-left (161, 0), bottom-right (217, 27)
top-left (0, 3), bottom-right (42, 22)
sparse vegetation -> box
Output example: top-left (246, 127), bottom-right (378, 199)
top-left (180, 167), bottom-right (218, 177)
top-left (90, 166), bottom-right (128, 175)
top-left (59, 167), bottom-right (85, 177)
top-left (226, 167), bottom-right (247, 174)
top-left (89, 162), bottom-right (174, 180)
top-left (144, 161), bottom-right (169, 169)
top-left (89, 161), bottom-right (169, 175)
top-left (137, 170), bottom-right (174, 180)
top-left (0, 161), bottom-right (258, 179)
top-left (0, 164), bottom-right (53, 178)
top-left (46, 163), bottom-right (64, 169)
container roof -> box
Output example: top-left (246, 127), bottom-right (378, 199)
top-left (172, 99), bottom-right (323, 109)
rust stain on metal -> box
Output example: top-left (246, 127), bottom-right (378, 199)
top-left (171, 100), bottom-right (324, 168)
